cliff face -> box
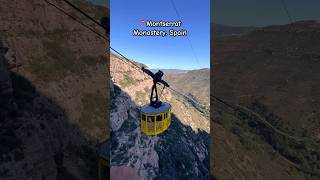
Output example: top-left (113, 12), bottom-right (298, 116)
top-left (0, 0), bottom-right (108, 179)
top-left (0, 44), bottom-right (99, 180)
top-left (110, 54), bottom-right (210, 179)
top-left (1, 0), bottom-right (108, 142)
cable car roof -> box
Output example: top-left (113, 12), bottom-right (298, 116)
top-left (141, 102), bottom-right (171, 115)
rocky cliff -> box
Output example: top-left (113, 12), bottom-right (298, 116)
top-left (1, 0), bottom-right (108, 142)
top-left (110, 54), bottom-right (210, 179)
top-left (0, 0), bottom-right (108, 179)
top-left (0, 42), bottom-right (100, 180)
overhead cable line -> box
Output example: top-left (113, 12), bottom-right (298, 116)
top-left (45, 0), bottom-right (142, 71)
top-left (109, 48), bottom-right (143, 71)
top-left (45, 0), bottom-right (207, 109)
top-left (165, 0), bottom-right (210, 107)
top-left (62, 0), bottom-right (148, 71)
top-left (45, 0), bottom-right (320, 166)
top-left (211, 95), bottom-right (313, 142)
top-left (280, 0), bottom-right (294, 24)
top-left (167, 86), bottom-right (208, 108)
top-left (44, 0), bottom-right (107, 41)
top-left (62, 0), bottom-right (106, 29)
top-left (61, 0), bottom-right (145, 71)
top-left (169, 0), bottom-right (202, 69)
top-left (47, 0), bottom-right (314, 144)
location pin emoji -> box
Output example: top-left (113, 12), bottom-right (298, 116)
top-left (140, 19), bottom-right (145, 25)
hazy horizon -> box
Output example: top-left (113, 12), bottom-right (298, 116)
top-left (213, 0), bottom-right (320, 27)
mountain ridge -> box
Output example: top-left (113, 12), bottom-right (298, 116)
top-left (212, 23), bottom-right (256, 36)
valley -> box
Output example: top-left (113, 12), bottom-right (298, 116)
top-left (211, 21), bottom-right (320, 180)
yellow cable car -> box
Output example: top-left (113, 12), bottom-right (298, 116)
top-left (140, 67), bottom-right (171, 135)
top-left (141, 102), bottom-right (171, 135)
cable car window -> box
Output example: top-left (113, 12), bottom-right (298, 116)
top-left (156, 115), bottom-right (162, 121)
top-left (142, 114), bottom-right (146, 121)
top-left (148, 116), bottom-right (154, 122)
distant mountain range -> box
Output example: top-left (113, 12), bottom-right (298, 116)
top-left (212, 23), bottom-right (257, 36)
top-left (150, 69), bottom-right (189, 74)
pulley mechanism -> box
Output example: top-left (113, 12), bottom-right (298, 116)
top-left (142, 67), bottom-right (170, 108)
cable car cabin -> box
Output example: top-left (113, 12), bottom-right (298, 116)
top-left (140, 67), bottom-right (171, 135)
top-left (141, 102), bottom-right (171, 135)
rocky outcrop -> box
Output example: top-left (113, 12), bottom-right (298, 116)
top-left (110, 84), bottom-right (132, 131)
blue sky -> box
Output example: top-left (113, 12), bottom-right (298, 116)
top-left (110, 0), bottom-right (210, 70)
top-left (214, 0), bottom-right (320, 27)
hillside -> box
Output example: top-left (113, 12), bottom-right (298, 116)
top-left (0, 0), bottom-right (108, 179)
top-left (165, 68), bottom-right (210, 107)
top-left (110, 54), bottom-right (210, 179)
top-left (211, 21), bottom-right (320, 179)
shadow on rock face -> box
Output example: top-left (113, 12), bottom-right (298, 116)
top-left (154, 113), bottom-right (210, 180)
top-left (0, 52), bottom-right (101, 180)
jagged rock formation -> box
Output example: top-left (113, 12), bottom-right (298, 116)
top-left (110, 54), bottom-right (210, 179)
